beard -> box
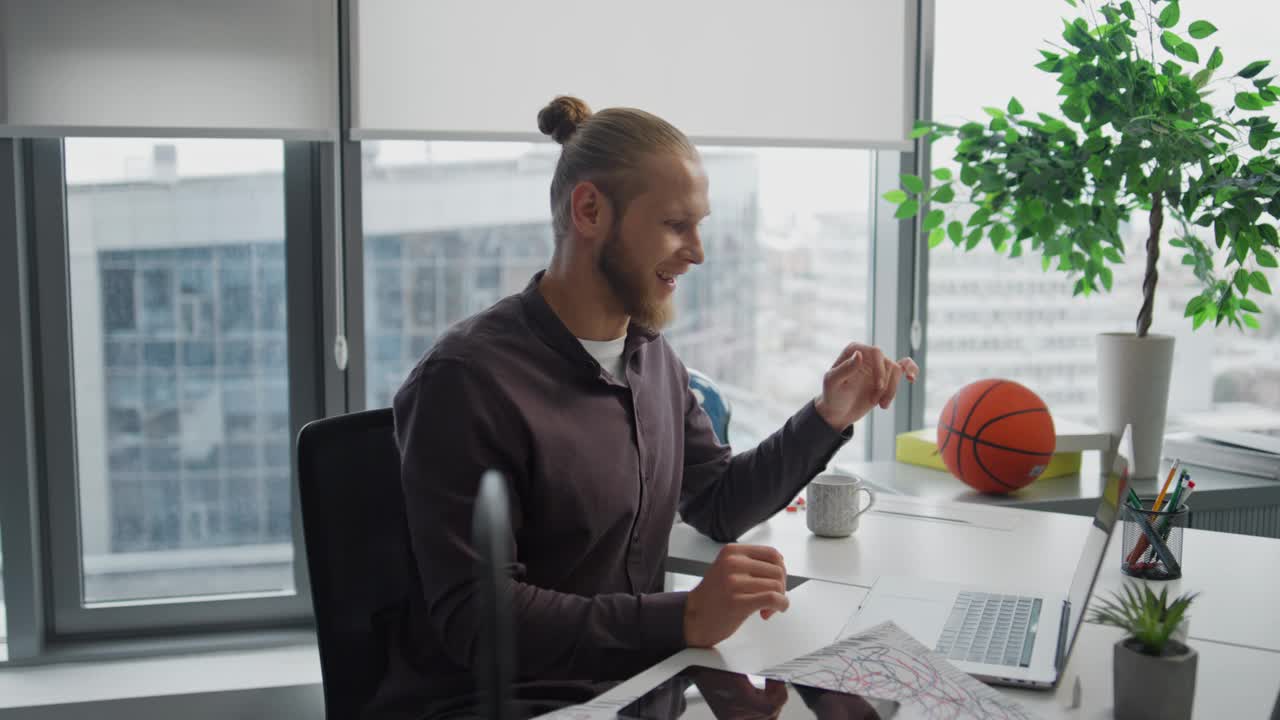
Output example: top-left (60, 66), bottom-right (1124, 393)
top-left (597, 223), bottom-right (676, 332)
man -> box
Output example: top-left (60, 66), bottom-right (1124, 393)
top-left (374, 96), bottom-right (918, 719)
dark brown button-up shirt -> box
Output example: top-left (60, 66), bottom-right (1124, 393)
top-left (375, 273), bottom-right (850, 718)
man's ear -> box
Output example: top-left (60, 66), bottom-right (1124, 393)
top-left (570, 181), bottom-right (614, 243)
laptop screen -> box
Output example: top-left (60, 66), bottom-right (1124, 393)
top-left (1058, 426), bottom-right (1131, 666)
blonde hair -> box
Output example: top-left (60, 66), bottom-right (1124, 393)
top-left (537, 96), bottom-right (697, 242)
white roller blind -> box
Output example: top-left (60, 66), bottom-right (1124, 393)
top-left (354, 0), bottom-right (913, 149)
top-left (0, 0), bottom-right (336, 137)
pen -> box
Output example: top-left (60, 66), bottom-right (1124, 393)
top-left (1142, 473), bottom-right (1191, 563)
top-left (1159, 479), bottom-right (1195, 540)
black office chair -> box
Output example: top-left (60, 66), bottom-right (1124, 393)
top-left (297, 408), bottom-right (417, 720)
top-left (298, 408), bottom-right (516, 720)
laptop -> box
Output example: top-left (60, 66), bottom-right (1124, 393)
top-left (841, 425), bottom-right (1133, 689)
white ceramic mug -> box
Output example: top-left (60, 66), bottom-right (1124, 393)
top-left (806, 473), bottom-right (877, 538)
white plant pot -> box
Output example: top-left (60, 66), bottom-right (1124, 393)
top-left (1096, 333), bottom-right (1175, 480)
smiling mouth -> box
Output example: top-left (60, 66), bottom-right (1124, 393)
top-left (657, 270), bottom-right (678, 287)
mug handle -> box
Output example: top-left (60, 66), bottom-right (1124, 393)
top-left (851, 486), bottom-right (876, 519)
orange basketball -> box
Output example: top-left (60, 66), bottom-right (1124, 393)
top-left (937, 379), bottom-right (1056, 494)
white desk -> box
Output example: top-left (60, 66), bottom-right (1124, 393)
top-left (581, 580), bottom-right (1280, 719)
top-left (667, 496), bottom-right (1280, 654)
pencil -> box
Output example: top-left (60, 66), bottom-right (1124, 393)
top-left (1151, 459), bottom-right (1181, 516)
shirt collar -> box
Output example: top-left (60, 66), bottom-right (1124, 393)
top-left (519, 271), bottom-right (659, 379)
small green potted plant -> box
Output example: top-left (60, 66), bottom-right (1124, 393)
top-left (1090, 584), bottom-right (1199, 720)
top-left (887, 0), bottom-right (1280, 479)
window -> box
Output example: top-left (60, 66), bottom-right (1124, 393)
top-left (926, 2), bottom-right (1280, 434)
top-left (361, 142), bottom-right (872, 457)
top-left (64, 138), bottom-right (294, 604)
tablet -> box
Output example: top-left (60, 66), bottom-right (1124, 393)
top-left (616, 665), bottom-right (900, 719)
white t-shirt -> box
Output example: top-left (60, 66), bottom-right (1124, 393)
top-left (578, 335), bottom-right (628, 386)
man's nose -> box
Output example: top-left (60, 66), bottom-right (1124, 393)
top-left (685, 227), bottom-right (705, 265)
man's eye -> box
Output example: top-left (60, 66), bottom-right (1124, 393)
top-left (667, 221), bottom-right (688, 232)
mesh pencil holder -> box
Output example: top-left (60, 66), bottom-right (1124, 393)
top-left (1120, 500), bottom-right (1189, 580)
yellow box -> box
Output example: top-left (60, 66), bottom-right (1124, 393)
top-left (896, 428), bottom-right (1082, 479)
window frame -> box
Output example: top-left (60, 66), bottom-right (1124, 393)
top-left (27, 138), bottom-right (334, 638)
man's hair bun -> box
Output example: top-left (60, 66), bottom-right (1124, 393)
top-left (537, 96), bottom-right (592, 144)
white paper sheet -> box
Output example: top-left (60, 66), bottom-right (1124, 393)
top-left (763, 621), bottom-right (1040, 720)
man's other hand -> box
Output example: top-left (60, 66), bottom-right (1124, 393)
top-left (684, 544), bottom-right (789, 648)
top-left (814, 343), bottom-right (919, 431)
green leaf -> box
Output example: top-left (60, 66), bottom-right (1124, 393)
top-left (1240, 298), bottom-right (1262, 313)
top-left (883, 189), bottom-right (909, 204)
top-left (960, 165), bottom-right (979, 186)
top-left (932, 167), bottom-right (953, 181)
top-left (1120, 1), bottom-right (1135, 19)
top-left (983, 106), bottom-right (1006, 119)
top-left (922, 209), bottom-right (946, 231)
top-left (932, 184), bottom-right (956, 203)
top-left (1192, 67), bottom-right (1213, 89)
top-left (1160, 31), bottom-right (1182, 55)
top-left (1236, 92), bottom-right (1266, 111)
top-left (1188, 20), bottom-right (1217, 39)
top-left (1239, 60), bottom-right (1271, 79)
top-left (910, 124), bottom-right (933, 139)
top-left (947, 220), bottom-right (964, 245)
top-left (1008, 97), bottom-right (1025, 115)
top-left (1208, 47), bottom-right (1224, 70)
top-left (1175, 43), bottom-right (1199, 64)
top-left (894, 199), bottom-right (919, 219)
top-left (965, 229), bottom-right (983, 250)
top-left (902, 174), bottom-right (925, 193)
top-left (1251, 271), bottom-right (1273, 294)
top-left (1158, 2), bottom-right (1180, 28)
top-left (928, 227), bottom-right (945, 248)
top-left (1258, 249), bottom-right (1279, 268)
top-left (991, 224), bottom-right (1010, 243)
top-left (1235, 268), bottom-right (1252, 293)
top-left (1101, 267), bottom-right (1114, 291)
top-left (1244, 314), bottom-right (1261, 330)
top-left (1062, 99), bottom-right (1088, 123)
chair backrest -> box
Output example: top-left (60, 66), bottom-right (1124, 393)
top-left (473, 470), bottom-right (516, 720)
top-left (297, 408), bottom-right (416, 720)
top-left (688, 368), bottom-right (732, 445)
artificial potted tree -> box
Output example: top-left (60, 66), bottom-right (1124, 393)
top-left (1091, 584), bottom-right (1199, 720)
top-left (888, 0), bottom-right (1280, 478)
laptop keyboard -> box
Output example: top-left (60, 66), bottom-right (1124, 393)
top-left (935, 592), bottom-right (1042, 667)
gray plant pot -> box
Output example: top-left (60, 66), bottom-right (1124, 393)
top-left (1114, 637), bottom-right (1197, 720)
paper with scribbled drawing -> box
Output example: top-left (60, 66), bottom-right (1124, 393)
top-left (763, 621), bottom-right (1039, 720)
